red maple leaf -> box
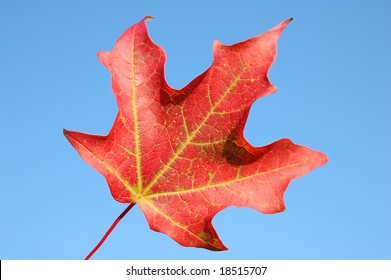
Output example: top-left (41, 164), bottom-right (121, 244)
top-left (64, 16), bottom-right (327, 257)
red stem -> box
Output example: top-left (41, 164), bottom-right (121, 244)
top-left (85, 203), bottom-right (136, 260)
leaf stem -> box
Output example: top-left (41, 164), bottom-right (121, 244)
top-left (85, 203), bottom-right (136, 260)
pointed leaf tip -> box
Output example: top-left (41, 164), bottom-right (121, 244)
top-left (63, 128), bottom-right (70, 137)
top-left (279, 17), bottom-right (293, 28)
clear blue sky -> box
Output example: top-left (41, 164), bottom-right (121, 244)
top-left (1, 0), bottom-right (390, 260)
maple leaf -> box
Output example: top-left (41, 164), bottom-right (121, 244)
top-left (64, 16), bottom-right (327, 254)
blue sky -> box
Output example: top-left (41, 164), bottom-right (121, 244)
top-left (1, 0), bottom-right (390, 259)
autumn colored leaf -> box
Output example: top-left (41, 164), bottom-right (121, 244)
top-left (64, 16), bottom-right (327, 254)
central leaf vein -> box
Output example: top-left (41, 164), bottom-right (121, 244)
top-left (131, 35), bottom-right (143, 194)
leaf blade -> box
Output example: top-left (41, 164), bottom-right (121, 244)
top-left (64, 17), bottom-right (327, 252)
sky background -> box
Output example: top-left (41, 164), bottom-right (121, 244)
top-left (1, 0), bottom-right (390, 260)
